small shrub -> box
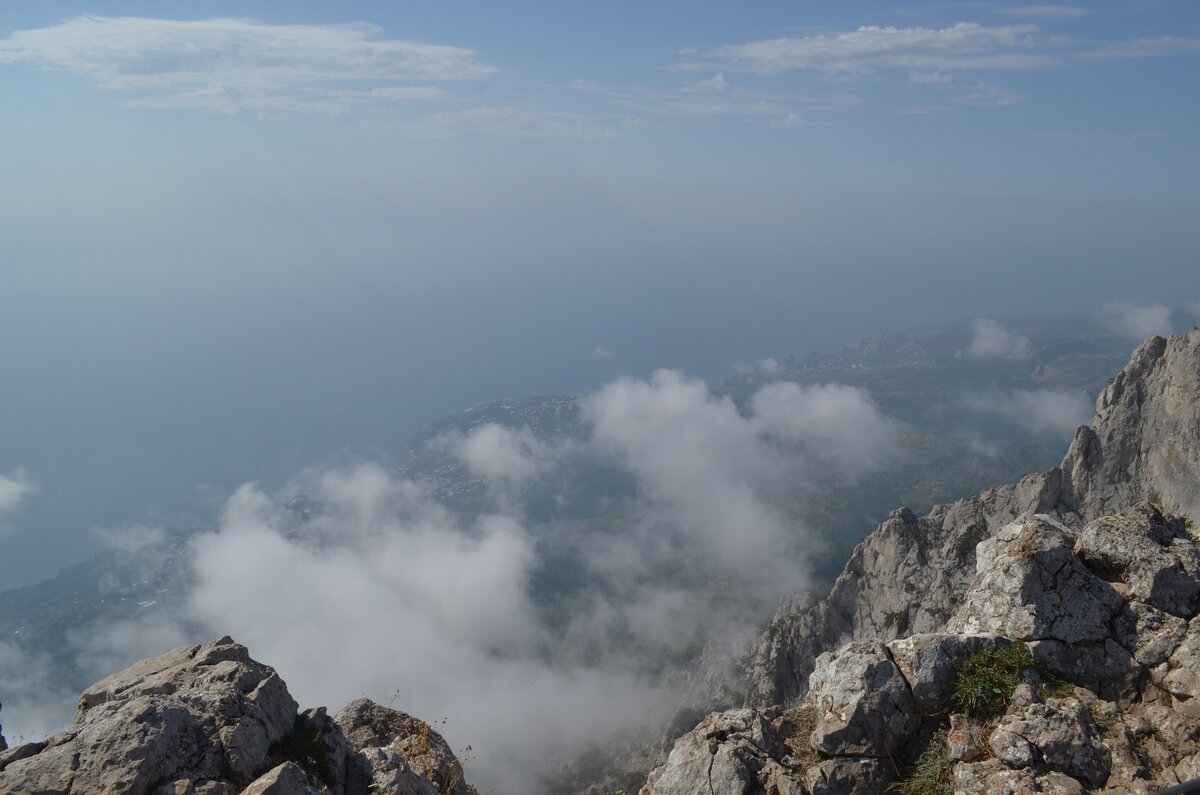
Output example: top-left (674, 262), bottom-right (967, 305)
top-left (952, 645), bottom-right (1031, 718)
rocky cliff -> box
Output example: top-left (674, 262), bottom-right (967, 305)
top-left (650, 331), bottom-right (1200, 793)
top-left (717, 329), bottom-right (1200, 710)
top-left (0, 637), bottom-right (477, 795)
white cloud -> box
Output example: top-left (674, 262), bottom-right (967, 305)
top-left (757, 357), bottom-right (783, 375)
top-left (750, 381), bottom-right (902, 478)
top-left (0, 641), bottom-right (78, 746)
top-left (178, 472), bottom-right (674, 794)
top-left (1104, 302), bottom-right (1173, 339)
top-left (967, 318), bottom-right (1033, 358)
top-left (0, 467), bottom-right (37, 535)
top-left (0, 16), bottom-right (493, 115)
top-left (711, 23), bottom-right (1054, 76)
top-left (964, 388), bottom-right (1093, 436)
top-left (591, 345), bottom-right (616, 360)
top-left (687, 72), bottom-right (733, 93)
top-left (445, 424), bottom-right (552, 490)
top-left (583, 371), bottom-right (797, 582)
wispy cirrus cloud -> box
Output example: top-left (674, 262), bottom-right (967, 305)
top-left (706, 22), bottom-right (1054, 76)
top-left (0, 16), bottom-right (493, 115)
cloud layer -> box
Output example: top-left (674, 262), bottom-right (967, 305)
top-left (711, 23), bottom-right (1051, 75)
top-left (0, 16), bottom-right (492, 115)
top-left (0, 370), bottom-right (904, 791)
top-left (1104, 303), bottom-right (1174, 340)
top-left (965, 388), bottom-right (1093, 436)
top-left (968, 318), bottom-right (1033, 359)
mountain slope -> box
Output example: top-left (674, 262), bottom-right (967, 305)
top-left (656, 328), bottom-right (1200, 794)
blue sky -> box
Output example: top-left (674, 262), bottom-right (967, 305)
top-left (0, 1), bottom-right (1198, 584)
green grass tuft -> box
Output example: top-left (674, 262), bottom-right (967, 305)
top-left (951, 643), bottom-right (1074, 719)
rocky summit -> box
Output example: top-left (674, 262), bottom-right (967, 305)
top-left (651, 331), bottom-right (1200, 794)
top-left (0, 637), bottom-right (477, 795)
top-left (3, 330), bottom-right (1200, 795)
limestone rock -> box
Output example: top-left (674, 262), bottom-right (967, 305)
top-left (946, 516), bottom-right (1124, 644)
top-left (803, 757), bottom-right (893, 795)
top-left (0, 636), bottom-right (297, 795)
top-left (989, 698), bottom-right (1110, 787)
top-left (805, 641), bottom-right (919, 757)
top-left (1075, 503), bottom-right (1200, 618)
top-left (638, 708), bottom-right (805, 795)
top-left (1059, 330), bottom-right (1200, 523)
top-left (946, 714), bottom-right (987, 763)
top-left (242, 762), bottom-right (322, 795)
top-left (953, 759), bottom-right (1086, 795)
top-left (1113, 601), bottom-right (1189, 668)
top-left (334, 698), bottom-right (474, 795)
top-left (0, 641), bottom-right (478, 795)
top-left (1159, 617), bottom-right (1200, 716)
top-left (728, 474), bottom-right (1066, 709)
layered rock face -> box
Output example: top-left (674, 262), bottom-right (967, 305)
top-left (655, 330), bottom-right (1200, 793)
top-left (0, 637), bottom-right (477, 795)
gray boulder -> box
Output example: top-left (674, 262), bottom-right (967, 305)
top-left (1075, 503), bottom-right (1200, 618)
top-left (334, 698), bottom-right (475, 795)
top-left (638, 708), bottom-right (807, 795)
top-left (947, 516), bottom-right (1124, 644)
top-left (805, 641), bottom-right (919, 757)
top-left (0, 636), bottom-right (297, 795)
top-left (241, 762), bottom-right (322, 795)
top-left (988, 698), bottom-right (1110, 787)
top-left (0, 640), bottom-right (478, 795)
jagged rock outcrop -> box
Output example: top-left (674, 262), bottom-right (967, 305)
top-left (649, 503), bottom-right (1200, 793)
top-left (0, 637), bottom-right (476, 795)
top-left (335, 699), bottom-right (475, 795)
top-left (654, 325), bottom-right (1200, 795)
top-left (1060, 332), bottom-right (1200, 522)
top-left (721, 329), bottom-right (1200, 710)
